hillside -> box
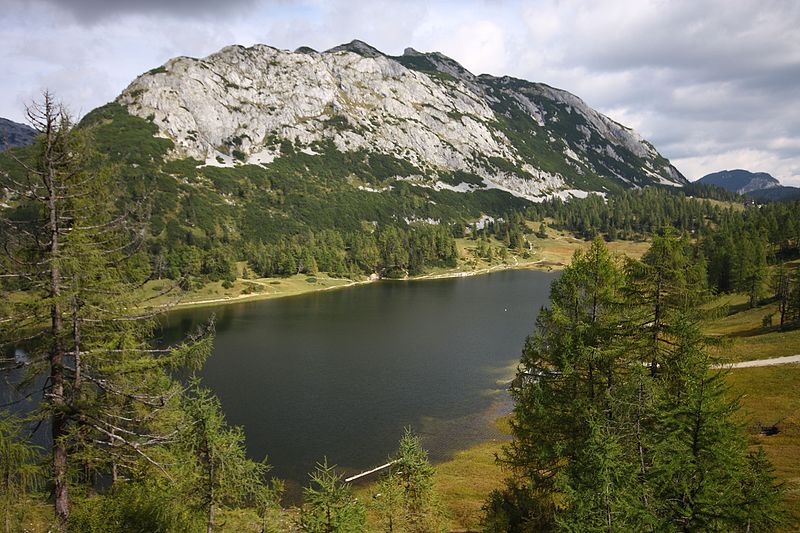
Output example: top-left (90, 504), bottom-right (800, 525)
top-left (2, 41), bottom-right (689, 285)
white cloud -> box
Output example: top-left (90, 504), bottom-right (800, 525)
top-left (1, 0), bottom-right (798, 185)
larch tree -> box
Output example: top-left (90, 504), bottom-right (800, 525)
top-left (176, 383), bottom-right (268, 533)
top-left (0, 93), bottom-right (211, 529)
top-left (486, 236), bottom-right (784, 533)
top-left (0, 413), bottom-right (42, 533)
top-left (299, 459), bottom-right (366, 533)
top-left (371, 428), bottom-right (446, 533)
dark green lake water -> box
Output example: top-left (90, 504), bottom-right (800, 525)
top-left (159, 269), bottom-right (557, 491)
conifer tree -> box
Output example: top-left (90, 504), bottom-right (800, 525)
top-left (372, 428), bottom-right (446, 533)
top-left (299, 459), bottom-right (366, 533)
top-left (772, 263), bottom-right (791, 328)
top-left (0, 93), bottom-right (212, 528)
top-left (177, 383), bottom-right (267, 533)
top-left (0, 414), bottom-right (42, 533)
top-left (487, 237), bottom-right (784, 532)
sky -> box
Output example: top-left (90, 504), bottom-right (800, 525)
top-left (2, 0), bottom-right (799, 184)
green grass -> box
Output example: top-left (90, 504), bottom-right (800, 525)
top-left (705, 288), bottom-right (800, 529)
top-left (433, 440), bottom-right (506, 531)
top-left (138, 273), bottom-right (358, 310)
top-left (725, 364), bottom-right (800, 529)
top-left (705, 295), bottom-right (800, 362)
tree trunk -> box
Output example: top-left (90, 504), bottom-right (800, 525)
top-left (207, 458), bottom-right (215, 533)
top-left (651, 273), bottom-right (662, 376)
top-left (46, 110), bottom-right (69, 529)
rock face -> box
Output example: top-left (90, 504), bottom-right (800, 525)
top-left (697, 169), bottom-right (781, 194)
top-left (0, 118), bottom-right (37, 152)
top-left (117, 40), bottom-right (686, 200)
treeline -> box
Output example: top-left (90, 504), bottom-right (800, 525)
top-left (487, 236), bottom-right (785, 531)
top-left (528, 187), bottom-right (800, 320)
top-left (529, 187), bottom-right (730, 240)
top-left (242, 224), bottom-right (458, 278)
top-left (703, 201), bottom-right (800, 300)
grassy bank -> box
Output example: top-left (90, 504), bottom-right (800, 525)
top-left (706, 290), bottom-right (800, 528)
top-left (141, 232), bottom-right (651, 311)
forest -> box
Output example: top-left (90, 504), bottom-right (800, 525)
top-left (1, 96), bottom-right (798, 531)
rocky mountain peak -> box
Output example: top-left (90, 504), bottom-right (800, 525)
top-left (326, 39), bottom-right (384, 57)
top-left (116, 40), bottom-right (685, 200)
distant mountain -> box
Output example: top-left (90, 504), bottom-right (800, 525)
top-left (697, 169), bottom-right (780, 194)
top-left (0, 118), bottom-right (37, 152)
top-left (697, 169), bottom-right (799, 201)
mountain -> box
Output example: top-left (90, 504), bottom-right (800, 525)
top-left (114, 40), bottom-right (686, 202)
top-left (0, 118), bottom-right (37, 152)
top-left (0, 40), bottom-right (698, 285)
top-left (3, 41), bottom-right (688, 278)
top-left (697, 169), bottom-right (780, 194)
top-left (697, 169), bottom-right (800, 201)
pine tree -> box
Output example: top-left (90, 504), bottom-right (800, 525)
top-left (371, 428), bottom-right (446, 533)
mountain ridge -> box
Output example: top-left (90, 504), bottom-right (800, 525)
top-left (697, 169), bottom-right (800, 201)
top-left (115, 40), bottom-right (686, 201)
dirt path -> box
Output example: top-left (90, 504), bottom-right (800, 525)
top-left (717, 354), bottom-right (800, 369)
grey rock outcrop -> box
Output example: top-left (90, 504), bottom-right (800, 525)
top-left (117, 41), bottom-right (686, 200)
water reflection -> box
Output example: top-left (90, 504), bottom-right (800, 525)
top-left (158, 270), bottom-right (558, 488)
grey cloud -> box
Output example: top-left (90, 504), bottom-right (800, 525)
top-left (8, 0), bottom-right (260, 23)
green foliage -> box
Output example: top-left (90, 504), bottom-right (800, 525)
top-left (532, 187), bottom-right (725, 240)
top-left (391, 55), bottom-right (457, 82)
top-left (371, 428), bottom-right (447, 533)
top-left (0, 414), bottom-right (42, 533)
top-left (488, 236), bottom-right (785, 532)
top-left (68, 480), bottom-right (201, 533)
top-left (0, 95), bottom-right (214, 526)
top-left (299, 459), bottom-right (366, 533)
top-left (437, 170), bottom-right (485, 187)
top-left (177, 383), bottom-right (269, 532)
top-left (79, 102), bottom-right (173, 167)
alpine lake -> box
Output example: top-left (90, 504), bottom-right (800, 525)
top-left (158, 269), bottom-right (559, 495)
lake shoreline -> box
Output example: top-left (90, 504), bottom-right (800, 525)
top-left (163, 258), bottom-right (563, 311)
